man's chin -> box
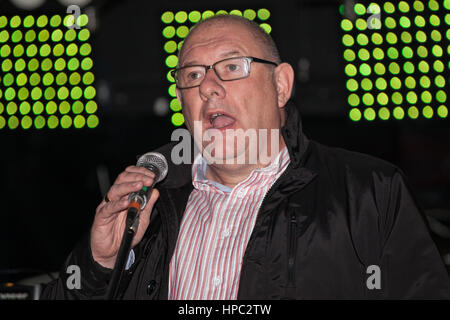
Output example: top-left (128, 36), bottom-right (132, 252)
top-left (202, 146), bottom-right (247, 165)
top-left (202, 143), bottom-right (263, 166)
top-left (198, 127), bottom-right (281, 166)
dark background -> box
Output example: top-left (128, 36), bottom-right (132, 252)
top-left (1, 0), bottom-right (449, 282)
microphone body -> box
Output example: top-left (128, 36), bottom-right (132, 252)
top-left (128, 163), bottom-right (160, 210)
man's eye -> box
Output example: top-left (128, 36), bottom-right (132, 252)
top-left (187, 72), bottom-right (202, 80)
top-left (226, 64), bottom-right (240, 72)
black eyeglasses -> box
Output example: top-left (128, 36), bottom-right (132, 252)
top-left (171, 56), bottom-right (278, 89)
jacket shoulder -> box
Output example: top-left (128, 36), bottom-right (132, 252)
top-left (308, 140), bottom-right (400, 179)
top-left (305, 140), bottom-right (406, 227)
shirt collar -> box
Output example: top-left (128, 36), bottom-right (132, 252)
top-left (192, 146), bottom-right (289, 193)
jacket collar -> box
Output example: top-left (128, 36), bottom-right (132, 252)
top-left (281, 100), bottom-right (310, 169)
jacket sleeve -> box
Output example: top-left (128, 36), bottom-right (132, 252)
top-left (39, 233), bottom-right (113, 300)
top-left (378, 170), bottom-right (450, 299)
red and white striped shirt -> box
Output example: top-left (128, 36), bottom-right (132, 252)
top-left (168, 147), bottom-right (290, 300)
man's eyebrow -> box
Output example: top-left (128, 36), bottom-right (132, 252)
top-left (181, 50), bottom-right (243, 67)
top-left (218, 50), bottom-right (242, 58)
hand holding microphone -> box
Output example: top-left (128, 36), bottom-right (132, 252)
top-left (90, 152), bottom-right (168, 269)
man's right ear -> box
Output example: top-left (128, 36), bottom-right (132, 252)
top-left (274, 62), bottom-right (294, 109)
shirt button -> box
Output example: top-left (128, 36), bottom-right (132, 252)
top-left (222, 228), bottom-right (230, 238)
top-left (213, 276), bottom-right (221, 286)
top-left (236, 190), bottom-right (245, 198)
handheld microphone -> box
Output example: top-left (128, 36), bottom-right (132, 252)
top-left (126, 152), bottom-right (168, 232)
top-left (105, 151), bottom-right (168, 300)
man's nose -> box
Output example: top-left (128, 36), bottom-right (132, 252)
top-left (199, 68), bottom-right (226, 100)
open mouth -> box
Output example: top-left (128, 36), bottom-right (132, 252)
top-left (207, 112), bottom-right (236, 130)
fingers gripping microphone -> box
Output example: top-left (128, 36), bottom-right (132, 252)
top-left (129, 152), bottom-right (168, 210)
top-left (127, 152), bottom-right (168, 232)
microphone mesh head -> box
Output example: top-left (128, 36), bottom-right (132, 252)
top-left (136, 152), bottom-right (168, 183)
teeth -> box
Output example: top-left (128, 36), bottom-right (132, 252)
top-left (210, 113), bottom-right (223, 124)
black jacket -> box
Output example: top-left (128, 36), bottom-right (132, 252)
top-left (41, 102), bottom-right (450, 299)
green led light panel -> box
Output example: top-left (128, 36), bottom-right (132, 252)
top-left (0, 14), bottom-right (98, 130)
top-left (161, 8), bottom-right (272, 127)
top-left (340, 1), bottom-right (449, 122)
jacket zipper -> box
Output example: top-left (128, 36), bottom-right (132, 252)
top-left (287, 205), bottom-right (298, 290)
top-left (257, 166), bottom-right (292, 217)
top-left (252, 164), bottom-right (300, 298)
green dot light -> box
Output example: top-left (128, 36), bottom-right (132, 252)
top-left (176, 26), bottom-right (189, 38)
top-left (340, 0), bottom-right (449, 122)
top-left (377, 92), bottom-right (389, 105)
top-left (51, 29), bottom-right (63, 42)
top-left (87, 114), bottom-right (99, 128)
top-left (74, 114), bottom-right (85, 129)
top-left (60, 115), bottom-right (72, 128)
top-left (69, 72), bottom-right (81, 85)
top-left (175, 11), bottom-right (188, 24)
top-left (0, 30), bottom-right (9, 43)
top-left (163, 26), bottom-right (175, 39)
top-left (361, 78), bottom-right (373, 91)
top-left (30, 73), bottom-right (41, 87)
top-left (0, 14), bottom-right (97, 130)
top-left (362, 93), bottom-right (374, 106)
top-left (230, 10), bottom-right (243, 17)
top-left (358, 48), bottom-right (370, 60)
top-left (342, 34), bottom-right (355, 46)
top-left (343, 49), bottom-right (356, 61)
top-left (171, 112), bottom-right (184, 126)
top-left (356, 33), bottom-right (369, 46)
top-left (354, 4), bottom-right (366, 16)
top-left (437, 105), bottom-right (448, 118)
top-left (359, 63), bottom-right (371, 76)
top-left (402, 46), bottom-right (413, 58)
top-left (346, 79), bottom-right (359, 91)
top-left (257, 9), bottom-right (270, 21)
top-left (85, 101), bottom-right (97, 114)
top-left (408, 77), bottom-right (419, 90)
top-left (378, 107), bottom-right (390, 120)
top-left (393, 106), bottom-right (405, 119)
top-left (375, 77), bottom-right (387, 90)
top-left (423, 105), bottom-right (434, 118)
top-left (6, 102), bottom-right (17, 115)
top-left (164, 41), bottom-right (177, 53)
top-left (188, 11), bottom-right (201, 23)
top-left (349, 108), bottom-right (362, 121)
top-left (341, 19), bottom-right (353, 31)
top-left (22, 15), bottom-right (34, 28)
top-left (8, 116), bottom-right (19, 129)
top-left (26, 44), bottom-right (37, 57)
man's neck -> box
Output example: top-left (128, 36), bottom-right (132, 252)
top-left (205, 162), bottom-right (261, 189)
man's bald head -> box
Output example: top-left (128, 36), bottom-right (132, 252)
top-left (178, 15), bottom-right (281, 66)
